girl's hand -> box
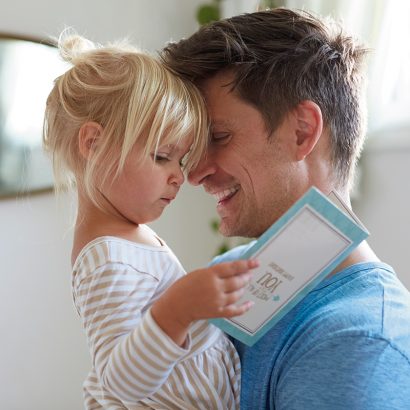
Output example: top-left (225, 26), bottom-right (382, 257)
top-left (151, 259), bottom-right (258, 345)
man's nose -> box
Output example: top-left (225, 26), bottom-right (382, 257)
top-left (188, 153), bottom-right (216, 186)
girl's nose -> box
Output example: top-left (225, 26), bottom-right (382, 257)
top-left (170, 165), bottom-right (185, 187)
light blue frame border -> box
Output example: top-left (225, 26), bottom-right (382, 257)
top-left (210, 187), bottom-right (369, 346)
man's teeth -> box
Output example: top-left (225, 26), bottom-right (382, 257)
top-left (213, 187), bottom-right (238, 202)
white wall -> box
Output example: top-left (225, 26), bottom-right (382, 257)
top-left (0, 0), bottom-right (201, 51)
top-left (0, 193), bottom-right (86, 409)
top-left (354, 125), bottom-right (410, 290)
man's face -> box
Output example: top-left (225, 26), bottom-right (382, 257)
top-left (188, 71), bottom-right (303, 238)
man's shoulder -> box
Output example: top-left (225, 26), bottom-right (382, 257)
top-left (294, 262), bottom-right (409, 337)
top-left (276, 262), bottom-right (410, 360)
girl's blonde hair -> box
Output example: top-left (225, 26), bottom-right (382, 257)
top-left (43, 31), bottom-right (208, 208)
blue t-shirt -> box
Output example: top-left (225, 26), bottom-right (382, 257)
top-left (213, 245), bottom-right (410, 410)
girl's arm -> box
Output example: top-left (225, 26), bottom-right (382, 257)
top-left (75, 259), bottom-right (256, 404)
top-left (75, 264), bottom-right (175, 403)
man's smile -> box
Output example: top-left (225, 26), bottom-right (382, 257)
top-left (209, 185), bottom-right (240, 204)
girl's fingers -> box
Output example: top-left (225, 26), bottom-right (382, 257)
top-left (222, 272), bottom-right (253, 293)
top-left (216, 259), bottom-right (259, 278)
top-left (219, 300), bottom-right (254, 318)
top-left (223, 288), bottom-right (247, 305)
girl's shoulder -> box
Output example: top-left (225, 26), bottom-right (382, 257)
top-left (72, 235), bottom-right (183, 285)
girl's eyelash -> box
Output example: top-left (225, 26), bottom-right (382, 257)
top-left (152, 151), bottom-right (187, 167)
top-left (153, 154), bottom-right (169, 161)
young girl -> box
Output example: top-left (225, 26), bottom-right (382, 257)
top-left (43, 33), bottom-right (257, 409)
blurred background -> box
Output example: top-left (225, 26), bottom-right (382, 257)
top-left (0, 0), bottom-right (408, 408)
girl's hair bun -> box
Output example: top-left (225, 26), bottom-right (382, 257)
top-left (57, 28), bottom-right (97, 64)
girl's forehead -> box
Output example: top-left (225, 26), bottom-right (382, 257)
top-left (159, 135), bottom-right (193, 151)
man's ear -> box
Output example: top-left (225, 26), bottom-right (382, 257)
top-left (292, 100), bottom-right (323, 161)
top-left (78, 122), bottom-right (103, 159)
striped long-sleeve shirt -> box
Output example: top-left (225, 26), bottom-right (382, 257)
top-left (72, 235), bottom-right (241, 409)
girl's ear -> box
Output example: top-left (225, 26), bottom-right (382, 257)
top-left (292, 100), bottom-right (323, 161)
top-left (78, 122), bottom-right (103, 159)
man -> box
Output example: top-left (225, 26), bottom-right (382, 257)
top-left (161, 8), bottom-right (410, 409)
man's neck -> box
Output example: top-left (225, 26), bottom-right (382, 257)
top-left (329, 240), bottom-right (380, 277)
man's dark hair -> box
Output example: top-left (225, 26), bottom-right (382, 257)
top-left (161, 8), bottom-right (369, 188)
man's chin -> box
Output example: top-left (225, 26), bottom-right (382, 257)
top-left (218, 219), bottom-right (235, 237)
top-left (219, 218), bottom-right (243, 238)
top-left (219, 218), bottom-right (262, 239)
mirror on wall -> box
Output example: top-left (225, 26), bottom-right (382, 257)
top-left (0, 33), bottom-right (69, 198)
